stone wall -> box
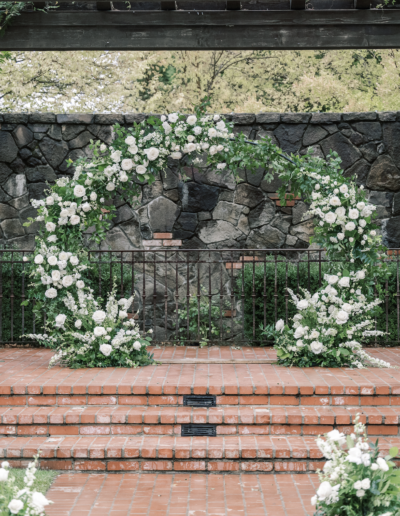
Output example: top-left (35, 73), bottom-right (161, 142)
top-left (0, 111), bottom-right (399, 251)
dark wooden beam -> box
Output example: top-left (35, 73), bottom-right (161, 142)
top-left (290, 0), bottom-right (305, 9)
top-left (354, 0), bottom-right (370, 8)
top-left (1, 10), bottom-right (400, 51)
top-left (226, 1), bottom-right (241, 9)
top-left (96, 1), bottom-right (112, 9)
top-left (160, 0), bottom-right (176, 8)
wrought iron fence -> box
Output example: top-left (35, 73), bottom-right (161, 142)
top-left (0, 248), bottom-right (399, 346)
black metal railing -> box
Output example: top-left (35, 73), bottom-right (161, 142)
top-left (1, 248), bottom-right (399, 347)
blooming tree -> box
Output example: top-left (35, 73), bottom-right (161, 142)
top-left (312, 416), bottom-right (400, 516)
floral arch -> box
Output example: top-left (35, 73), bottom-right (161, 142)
top-left (23, 106), bottom-right (390, 369)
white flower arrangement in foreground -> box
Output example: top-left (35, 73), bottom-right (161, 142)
top-left (0, 457), bottom-right (52, 515)
top-left (270, 270), bottom-right (390, 369)
top-left (312, 416), bottom-right (400, 516)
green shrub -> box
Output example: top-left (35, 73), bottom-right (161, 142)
top-left (238, 259), bottom-right (400, 345)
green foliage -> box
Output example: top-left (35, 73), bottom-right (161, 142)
top-left (177, 289), bottom-right (228, 346)
top-left (8, 469), bottom-right (58, 494)
top-left (239, 260), bottom-right (399, 346)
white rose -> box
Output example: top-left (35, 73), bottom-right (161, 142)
top-left (357, 202), bottom-right (366, 211)
top-left (0, 467), bottom-right (9, 481)
top-left (338, 277), bottom-right (350, 288)
top-left (162, 121), bottom-right (172, 135)
top-left (70, 256), bottom-right (79, 266)
top-left (370, 230), bottom-right (376, 237)
top-left (356, 489), bottom-right (365, 498)
top-left (209, 145), bottom-right (218, 155)
top-left (327, 429), bottom-right (345, 442)
top-left (359, 219), bottom-right (366, 228)
top-left (310, 341), bottom-right (323, 354)
top-left (121, 159), bottom-right (133, 171)
top-left (294, 326), bottom-right (305, 339)
top-left (360, 478), bottom-right (370, 490)
top-left (297, 300), bottom-right (309, 310)
top-left (46, 222), bottom-right (56, 232)
top-left (336, 310), bottom-right (349, 325)
top-left (349, 208), bottom-right (359, 220)
top-left (92, 310), bottom-right (106, 324)
top-left (128, 144), bottom-right (138, 155)
top-left (8, 499), bottom-right (23, 514)
top-left (48, 256), bottom-right (58, 266)
top-left (74, 185), bottom-right (86, 198)
top-left (60, 209), bottom-right (69, 218)
top-left (75, 320), bottom-right (82, 329)
top-left (119, 172), bottom-right (128, 182)
top-left (328, 275), bottom-right (338, 285)
top-left (325, 212), bottom-right (337, 224)
top-left (345, 221), bottom-right (356, 231)
top-left (35, 254), bottom-right (44, 265)
top-left (125, 136), bottom-right (136, 146)
top-left (94, 326), bottom-right (107, 337)
top-left (339, 184), bottom-right (348, 194)
top-left (100, 343), bottom-right (112, 356)
top-left (187, 142), bottom-right (197, 153)
top-left (31, 492), bottom-right (50, 512)
top-left (377, 457), bottom-right (389, 471)
top-left (62, 275), bottom-right (73, 288)
top-left (76, 280), bottom-right (85, 289)
top-left (342, 303), bottom-right (352, 313)
top-left (337, 233), bottom-right (345, 241)
top-left (311, 495), bottom-right (317, 506)
top-left (168, 113), bottom-right (179, 123)
top-left (202, 142), bottom-right (210, 150)
top-left (329, 196), bottom-right (341, 207)
top-left (136, 165), bottom-right (147, 175)
top-left (371, 463), bottom-right (379, 471)
top-left (90, 192), bottom-right (97, 201)
top-left (100, 143), bottom-right (107, 152)
top-left (46, 196), bottom-right (54, 206)
top-left (106, 182), bottom-right (115, 192)
top-left (347, 447), bottom-right (362, 464)
top-left (187, 135), bottom-right (195, 142)
top-left (82, 202), bottom-right (91, 212)
top-left (275, 319), bottom-right (284, 332)
top-left (1, 461), bottom-right (9, 468)
top-left (194, 126), bottom-right (202, 135)
top-left (119, 310), bottom-right (128, 319)
top-left (70, 215), bottom-right (80, 225)
top-left (55, 314), bottom-right (66, 327)
top-left (208, 128), bottom-right (217, 138)
top-left (133, 341), bottom-right (142, 351)
top-left (316, 481), bottom-right (332, 501)
top-left (217, 163), bottom-right (226, 170)
top-left (296, 340), bottom-right (304, 347)
top-left (171, 151), bottom-right (182, 160)
top-left (187, 115), bottom-right (197, 125)
top-left (336, 206), bottom-right (346, 217)
top-left (111, 150), bottom-right (122, 163)
top-left (356, 270), bottom-right (365, 280)
top-left (310, 329), bottom-right (320, 339)
top-left (45, 288), bottom-right (57, 299)
top-left (51, 270), bottom-right (61, 282)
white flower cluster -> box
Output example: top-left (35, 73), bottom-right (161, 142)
top-left (274, 270), bottom-right (390, 368)
top-left (311, 417), bottom-right (399, 516)
top-left (304, 171), bottom-right (380, 262)
top-left (0, 458), bottom-right (52, 515)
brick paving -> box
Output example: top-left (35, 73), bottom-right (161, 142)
top-left (45, 472), bottom-right (319, 516)
top-left (1, 347), bottom-right (400, 397)
top-left (1, 406), bottom-right (399, 436)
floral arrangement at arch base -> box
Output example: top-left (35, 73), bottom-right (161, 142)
top-left (312, 416), bottom-right (400, 516)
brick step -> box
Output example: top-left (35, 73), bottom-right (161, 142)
top-left (2, 435), bottom-right (400, 473)
top-left (2, 393), bottom-right (400, 407)
top-left (1, 406), bottom-right (399, 437)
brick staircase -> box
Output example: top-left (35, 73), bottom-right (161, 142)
top-left (1, 346), bottom-right (400, 474)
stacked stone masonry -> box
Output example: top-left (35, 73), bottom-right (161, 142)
top-left (0, 111), bottom-right (399, 250)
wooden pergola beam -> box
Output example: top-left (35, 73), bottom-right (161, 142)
top-left (1, 10), bottom-right (399, 51)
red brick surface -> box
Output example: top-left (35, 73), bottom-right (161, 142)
top-left (1, 347), bottom-right (400, 397)
top-left (45, 472), bottom-right (319, 516)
